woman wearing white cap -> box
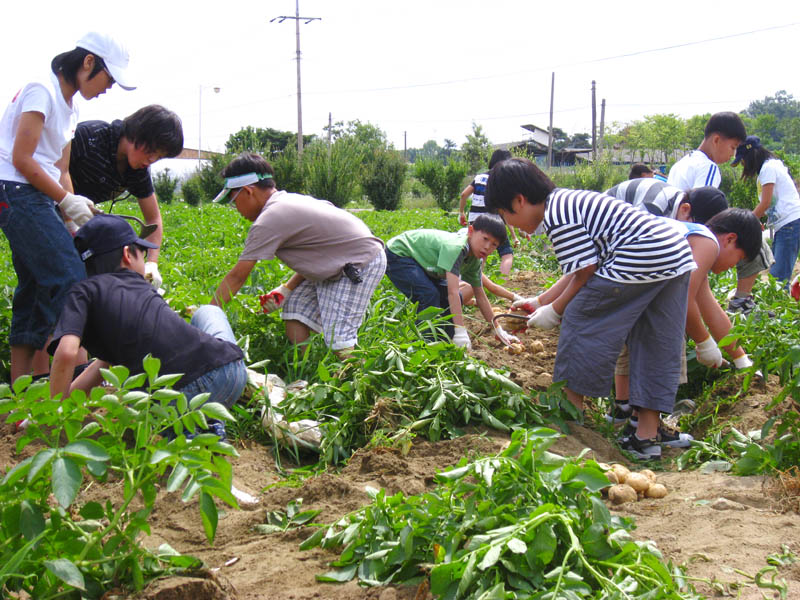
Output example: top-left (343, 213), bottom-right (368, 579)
top-left (0, 32), bottom-right (134, 385)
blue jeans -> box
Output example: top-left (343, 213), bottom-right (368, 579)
top-left (385, 249), bottom-right (454, 338)
top-left (769, 218), bottom-right (800, 285)
top-left (0, 182), bottom-right (86, 348)
top-left (177, 305), bottom-right (247, 409)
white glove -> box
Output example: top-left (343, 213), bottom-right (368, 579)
top-left (64, 219), bottom-right (79, 235)
top-left (494, 325), bottom-right (519, 346)
top-left (144, 261), bottom-right (162, 289)
top-left (58, 193), bottom-right (95, 227)
top-left (260, 284), bottom-right (292, 314)
top-left (511, 295), bottom-right (541, 314)
top-left (452, 325), bottom-right (472, 350)
top-left (527, 303), bottom-right (561, 330)
top-left (696, 336), bottom-right (724, 368)
top-left (732, 354), bottom-right (753, 370)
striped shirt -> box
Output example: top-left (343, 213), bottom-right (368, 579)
top-left (543, 188), bottom-right (696, 283)
top-left (667, 150), bottom-right (720, 191)
top-left (606, 178), bottom-right (686, 219)
top-left (69, 120), bottom-right (154, 203)
top-left (467, 172), bottom-right (489, 222)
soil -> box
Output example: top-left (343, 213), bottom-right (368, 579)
top-left (2, 271), bottom-right (798, 599)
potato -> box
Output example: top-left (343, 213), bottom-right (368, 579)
top-left (608, 484), bottom-right (637, 505)
top-left (625, 472), bottom-right (650, 494)
top-left (503, 343), bottom-right (525, 355)
top-left (606, 470), bottom-right (619, 485)
top-left (645, 483), bottom-right (668, 499)
top-left (528, 340), bottom-right (545, 354)
top-left (610, 464), bottom-right (630, 484)
top-left (640, 469), bottom-right (657, 484)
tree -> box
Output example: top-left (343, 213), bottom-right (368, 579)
top-left (566, 132), bottom-right (591, 149)
top-left (225, 126), bottom-right (314, 156)
top-left (414, 158), bottom-right (468, 212)
top-left (152, 168), bottom-right (178, 204)
top-left (640, 114), bottom-right (686, 163)
top-left (362, 150), bottom-right (407, 211)
top-left (684, 113), bottom-right (710, 150)
top-left (461, 123), bottom-right (491, 173)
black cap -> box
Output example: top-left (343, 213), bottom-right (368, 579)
top-left (686, 186), bottom-right (729, 225)
top-left (732, 135), bottom-right (761, 166)
top-left (74, 214), bottom-right (158, 261)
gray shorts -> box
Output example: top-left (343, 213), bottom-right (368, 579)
top-left (553, 272), bottom-right (690, 413)
top-left (736, 238), bottom-right (774, 279)
top-left (616, 339), bottom-right (688, 385)
top-left (282, 250), bottom-right (386, 350)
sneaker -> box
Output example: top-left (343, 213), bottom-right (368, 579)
top-left (657, 425), bottom-right (693, 448)
top-left (727, 295), bottom-right (756, 315)
top-left (605, 401), bottom-right (633, 424)
top-left (620, 434), bottom-right (662, 461)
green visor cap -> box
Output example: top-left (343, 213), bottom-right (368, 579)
top-left (213, 172), bottom-right (273, 203)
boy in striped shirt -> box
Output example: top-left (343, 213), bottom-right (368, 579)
top-left (485, 157), bottom-right (696, 459)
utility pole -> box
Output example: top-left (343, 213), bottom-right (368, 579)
top-left (591, 80), bottom-right (597, 161)
top-left (599, 99), bottom-right (606, 157)
top-left (327, 112), bottom-right (332, 161)
top-left (404, 131), bottom-right (407, 162)
top-left (547, 72), bottom-right (555, 169)
top-left (270, 0), bottom-right (321, 158)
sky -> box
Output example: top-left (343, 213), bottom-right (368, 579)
top-left (3, 0), bottom-right (800, 175)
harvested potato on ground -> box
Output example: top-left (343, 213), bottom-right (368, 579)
top-left (503, 343), bottom-right (525, 355)
top-left (645, 483), bottom-right (668, 498)
top-left (611, 464), bottom-right (630, 485)
top-left (608, 484), bottom-right (638, 505)
top-left (625, 472), bottom-right (650, 494)
top-left (606, 470), bottom-right (619, 485)
top-left (640, 469), bottom-right (657, 484)
top-left (528, 340), bottom-right (545, 354)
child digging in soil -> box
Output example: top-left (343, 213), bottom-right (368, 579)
top-left (48, 215), bottom-right (247, 440)
top-left (385, 214), bottom-right (519, 349)
top-left (485, 157), bottom-right (696, 459)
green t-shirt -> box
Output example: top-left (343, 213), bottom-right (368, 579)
top-left (387, 229), bottom-right (483, 287)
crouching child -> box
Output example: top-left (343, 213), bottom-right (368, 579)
top-left (48, 214), bottom-right (247, 440)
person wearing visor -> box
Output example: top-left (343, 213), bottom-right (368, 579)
top-left (211, 152), bottom-right (386, 355)
top-left (47, 214), bottom-right (246, 441)
top-left (0, 32), bottom-right (135, 386)
top-left (68, 104), bottom-right (184, 290)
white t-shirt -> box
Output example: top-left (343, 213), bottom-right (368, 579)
top-left (0, 72), bottom-right (78, 184)
top-left (758, 159), bottom-right (800, 231)
top-left (667, 150), bottom-right (721, 191)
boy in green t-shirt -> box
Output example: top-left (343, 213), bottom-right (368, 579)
top-left (385, 214), bottom-right (518, 349)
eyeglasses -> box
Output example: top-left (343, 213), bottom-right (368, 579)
top-left (228, 187), bottom-right (246, 205)
top-left (103, 67), bottom-right (115, 86)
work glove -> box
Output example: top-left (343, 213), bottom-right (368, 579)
top-left (732, 354), bottom-right (753, 370)
top-left (494, 324), bottom-right (519, 346)
top-left (64, 219), bottom-right (79, 236)
top-left (511, 295), bottom-right (541, 314)
top-left (58, 193), bottom-right (95, 227)
top-left (695, 336), bottom-right (724, 368)
top-left (260, 284), bottom-right (292, 314)
top-left (791, 275), bottom-right (800, 301)
top-left (144, 261), bottom-right (162, 289)
top-left (527, 303), bottom-right (561, 330)
top-left (452, 325), bottom-right (472, 350)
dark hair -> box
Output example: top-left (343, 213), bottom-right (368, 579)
top-left (51, 48), bottom-right (106, 87)
top-left (488, 149), bottom-right (512, 170)
top-left (83, 244), bottom-right (146, 276)
top-left (628, 163), bottom-right (653, 179)
top-left (122, 105), bottom-right (184, 157)
top-left (704, 208), bottom-right (762, 262)
top-left (740, 146), bottom-right (775, 180)
top-left (220, 152), bottom-right (276, 190)
top-left (485, 157), bottom-right (555, 213)
top-left (683, 186), bottom-right (728, 224)
top-left (471, 213), bottom-right (508, 245)
top-left (704, 112), bottom-right (746, 142)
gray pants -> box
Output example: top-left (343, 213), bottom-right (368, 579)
top-left (553, 273), bottom-right (691, 413)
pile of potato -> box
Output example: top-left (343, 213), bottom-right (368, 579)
top-left (503, 340), bottom-right (545, 355)
top-left (598, 463), bottom-right (667, 504)
top-left (491, 306), bottom-right (549, 356)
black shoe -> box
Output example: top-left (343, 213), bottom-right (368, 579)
top-left (727, 295), bottom-right (756, 315)
top-left (619, 433), bottom-right (662, 461)
top-left (656, 425), bottom-right (693, 448)
top-left (605, 401), bottom-right (633, 424)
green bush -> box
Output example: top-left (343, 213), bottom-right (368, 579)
top-left (303, 139), bottom-right (362, 207)
top-left (180, 177), bottom-right (203, 206)
top-left (196, 155), bottom-right (229, 200)
top-left (153, 168), bottom-right (178, 204)
top-left (414, 158), bottom-right (468, 211)
top-left (271, 144), bottom-right (305, 194)
top-left (362, 150), bottom-right (407, 211)
top-left (546, 159), bottom-right (627, 192)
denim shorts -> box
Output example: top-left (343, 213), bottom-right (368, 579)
top-left (0, 181), bottom-right (86, 348)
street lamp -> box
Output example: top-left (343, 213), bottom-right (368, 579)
top-left (198, 85), bottom-right (221, 160)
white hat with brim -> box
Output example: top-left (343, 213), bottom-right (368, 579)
top-left (76, 32), bottom-right (135, 91)
top-left (213, 172), bottom-right (274, 203)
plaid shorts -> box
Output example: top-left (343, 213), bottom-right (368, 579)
top-left (736, 238), bottom-right (774, 279)
top-left (282, 250), bottom-right (386, 350)
top-left (615, 340), bottom-right (688, 384)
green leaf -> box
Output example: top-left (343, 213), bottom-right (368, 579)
top-left (20, 500), bottom-right (45, 540)
top-left (200, 402), bottom-right (236, 422)
top-left (26, 448), bottom-right (57, 484)
top-left (507, 537), bottom-right (527, 554)
top-left (99, 368), bottom-right (121, 389)
top-left (52, 456), bottom-right (82, 508)
top-left (153, 373), bottom-right (185, 388)
top-left (143, 354), bottom-right (162, 382)
top-left (79, 501), bottom-right (105, 520)
top-left (479, 543), bottom-right (502, 570)
top-left (299, 527), bottom-right (326, 550)
top-left (1, 455), bottom-right (33, 486)
top-left (199, 491), bottom-right (218, 544)
top-left (123, 372), bottom-right (148, 390)
top-left (44, 558), bottom-right (85, 591)
top-left (63, 439), bottom-right (110, 462)
top-left (150, 449), bottom-right (173, 465)
top-left (167, 464), bottom-right (190, 492)
top-left (189, 392), bottom-right (210, 410)
top-left (561, 463), bottom-right (610, 492)
top-left (316, 564), bottom-right (357, 582)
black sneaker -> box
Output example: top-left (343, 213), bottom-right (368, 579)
top-left (620, 434), bottom-right (662, 461)
top-left (605, 401), bottom-right (633, 424)
top-left (657, 425), bottom-right (693, 448)
top-left (727, 295), bottom-right (756, 315)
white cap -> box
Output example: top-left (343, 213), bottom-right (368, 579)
top-left (75, 32), bottom-right (135, 91)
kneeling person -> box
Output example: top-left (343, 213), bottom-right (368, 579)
top-left (49, 215), bottom-right (247, 439)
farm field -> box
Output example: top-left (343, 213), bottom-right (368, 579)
top-left (0, 202), bottom-right (799, 599)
